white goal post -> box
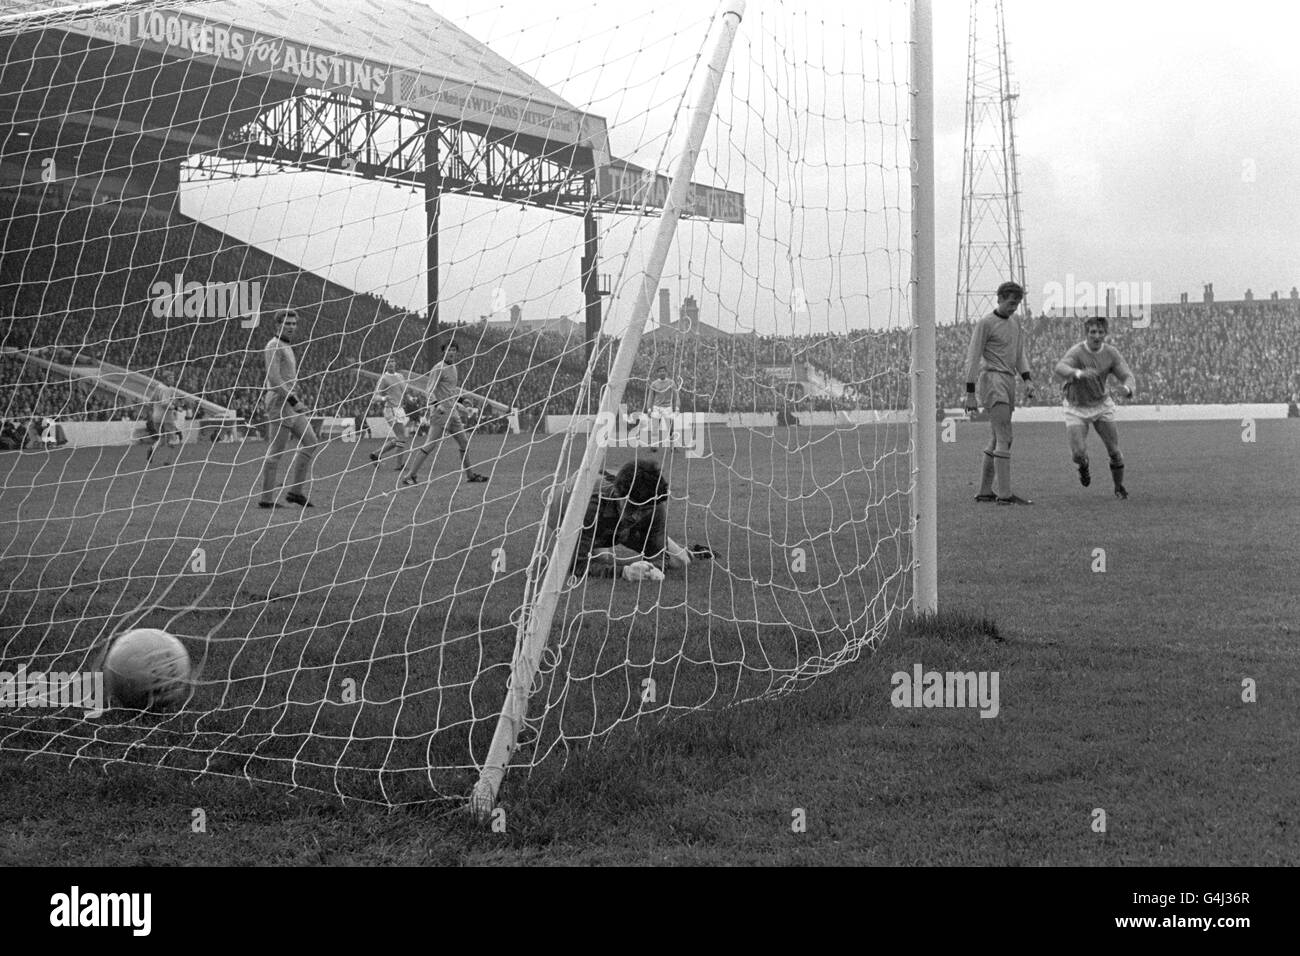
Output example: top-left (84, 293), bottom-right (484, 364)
top-left (470, 0), bottom-right (750, 819)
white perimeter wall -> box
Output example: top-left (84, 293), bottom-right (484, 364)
top-left (20, 405), bottom-right (1294, 447)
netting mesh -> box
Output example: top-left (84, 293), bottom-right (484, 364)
top-left (0, 0), bottom-right (917, 804)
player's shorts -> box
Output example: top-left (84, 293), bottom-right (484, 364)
top-left (383, 404), bottom-right (409, 427)
top-left (262, 396), bottom-right (313, 437)
top-left (425, 401), bottom-right (464, 438)
top-left (978, 370), bottom-right (1017, 410)
top-left (1062, 396), bottom-right (1118, 428)
top-left (650, 405), bottom-right (675, 419)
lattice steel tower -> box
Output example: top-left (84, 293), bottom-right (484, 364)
top-left (955, 0), bottom-right (1028, 323)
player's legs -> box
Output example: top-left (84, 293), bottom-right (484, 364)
top-left (401, 405), bottom-right (449, 481)
top-left (144, 418), bottom-right (161, 464)
top-left (373, 410), bottom-right (409, 462)
top-left (1067, 421), bottom-right (1091, 487)
top-left (1093, 419), bottom-right (1127, 498)
top-left (988, 403), bottom-right (1017, 501)
top-left (282, 411), bottom-right (318, 500)
top-left (447, 412), bottom-right (487, 481)
top-left (259, 412), bottom-right (293, 503)
top-left (976, 434), bottom-right (997, 500)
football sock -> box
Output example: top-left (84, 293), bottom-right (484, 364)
top-left (979, 451), bottom-right (996, 496)
top-left (993, 452), bottom-right (1011, 499)
top-left (1109, 457), bottom-right (1124, 489)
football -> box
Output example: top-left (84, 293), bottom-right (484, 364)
top-left (103, 628), bottom-right (192, 711)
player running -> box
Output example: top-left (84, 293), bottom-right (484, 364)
top-left (644, 364), bottom-right (678, 452)
top-left (399, 339), bottom-right (488, 486)
top-left (144, 372), bottom-right (183, 466)
top-left (1053, 316), bottom-right (1137, 499)
top-left (258, 309), bottom-right (319, 509)
top-left (963, 280), bottom-right (1036, 505)
top-left (370, 359), bottom-right (411, 469)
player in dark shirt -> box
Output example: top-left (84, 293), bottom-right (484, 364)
top-left (561, 458), bottom-right (712, 578)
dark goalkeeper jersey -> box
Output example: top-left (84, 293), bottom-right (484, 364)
top-left (571, 471), bottom-right (668, 577)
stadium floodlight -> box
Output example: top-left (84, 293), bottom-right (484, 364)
top-left (0, 0), bottom-right (935, 810)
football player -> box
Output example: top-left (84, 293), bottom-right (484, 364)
top-left (258, 309), bottom-right (319, 508)
top-left (370, 358), bottom-right (411, 470)
top-left (399, 340), bottom-right (488, 485)
top-left (963, 280), bottom-right (1036, 505)
top-left (145, 372), bottom-right (182, 466)
top-left (1053, 316), bottom-right (1137, 499)
top-left (562, 457), bottom-right (712, 579)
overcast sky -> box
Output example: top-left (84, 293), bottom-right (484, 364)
top-left (182, 0), bottom-right (1300, 334)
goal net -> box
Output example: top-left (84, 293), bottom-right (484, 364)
top-left (0, 0), bottom-right (925, 807)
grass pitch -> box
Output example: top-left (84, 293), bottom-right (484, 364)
top-left (1, 418), bottom-right (1297, 865)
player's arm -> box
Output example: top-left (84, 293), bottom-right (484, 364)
top-left (1054, 357), bottom-right (1086, 382)
top-left (1111, 351), bottom-right (1137, 399)
top-left (1016, 327), bottom-right (1035, 398)
top-left (454, 386), bottom-right (507, 415)
top-left (962, 321), bottom-right (988, 407)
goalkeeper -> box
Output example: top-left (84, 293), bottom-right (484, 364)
top-left (1053, 316), bottom-right (1137, 499)
top-left (558, 458), bottom-right (712, 580)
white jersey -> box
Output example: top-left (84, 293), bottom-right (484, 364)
top-left (263, 336), bottom-right (298, 407)
top-left (150, 384), bottom-right (178, 424)
top-left (375, 370), bottom-right (407, 408)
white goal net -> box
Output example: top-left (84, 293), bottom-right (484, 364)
top-left (0, 0), bottom-right (924, 807)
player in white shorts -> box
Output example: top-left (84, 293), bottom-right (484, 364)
top-left (370, 359), bottom-right (411, 470)
top-left (399, 339), bottom-right (488, 486)
top-left (644, 364), bottom-right (678, 453)
top-left (1054, 316), bottom-right (1137, 499)
top-left (145, 372), bottom-right (183, 466)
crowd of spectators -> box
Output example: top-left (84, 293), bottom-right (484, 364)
top-left (5, 193), bottom-right (1298, 432)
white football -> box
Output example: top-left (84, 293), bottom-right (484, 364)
top-left (103, 628), bottom-right (192, 711)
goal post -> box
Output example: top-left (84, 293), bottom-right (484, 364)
top-left (910, 0), bottom-right (938, 615)
top-left (470, 0), bottom-right (748, 818)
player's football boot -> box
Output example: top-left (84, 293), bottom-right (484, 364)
top-left (1077, 461), bottom-right (1091, 487)
top-left (400, 474), bottom-right (421, 487)
top-left (285, 492), bottom-right (314, 508)
top-left (974, 493), bottom-right (997, 503)
top-left (995, 494), bottom-right (1034, 506)
top-left (465, 473), bottom-right (488, 483)
top-left (369, 452), bottom-right (380, 464)
top-left (1113, 484), bottom-right (1128, 500)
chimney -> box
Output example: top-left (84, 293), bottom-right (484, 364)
top-left (680, 294), bottom-right (699, 329)
top-left (510, 303), bottom-right (522, 326)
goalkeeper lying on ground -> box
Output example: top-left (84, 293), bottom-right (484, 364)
top-left (554, 458), bottom-right (713, 580)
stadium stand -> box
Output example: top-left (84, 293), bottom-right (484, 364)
top-left (3, 190), bottom-right (1297, 427)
